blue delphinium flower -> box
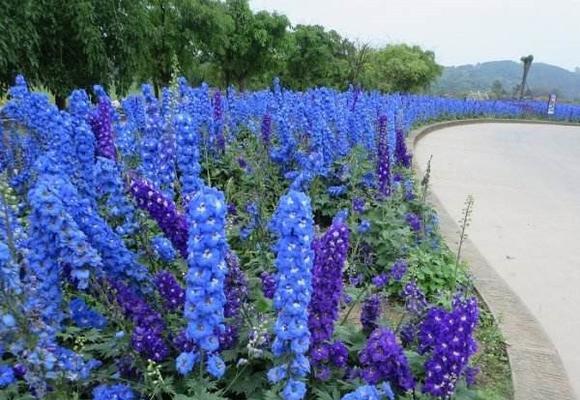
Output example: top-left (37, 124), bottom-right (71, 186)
top-left (341, 384), bottom-right (395, 400)
top-left (69, 297), bottom-right (107, 330)
top-left (207, 354), bottom-right (226, 379)
top-left (328, 185), bottom-right (347, 197)
top-left (182, 186), bottom-right (228, 374)
top-left (0, 365), bottom-right (15, 388)
top-left (358, 219), bottom-right (371, 234)
top-left (176, 352), bottom-right (197, 375)
top-left (94, 157), bottom-right (137, 235)
top-left (268, 190), bottom-right (314, 400)
top-left (92, 383), bottom-right (135, 400)
top-left (151, 235), bottom-right (177, 262)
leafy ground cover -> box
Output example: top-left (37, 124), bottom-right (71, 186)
top-left (1, 77), bottom-right (578, 400)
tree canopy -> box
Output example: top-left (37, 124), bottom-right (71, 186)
top-left (0, 0), bottom-right (443, 103)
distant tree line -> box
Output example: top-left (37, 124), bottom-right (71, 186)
top-left (1, 0), bottom-right (442, 107)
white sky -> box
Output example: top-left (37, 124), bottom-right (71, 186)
top-left (250, 0), bottom-right (580, 71)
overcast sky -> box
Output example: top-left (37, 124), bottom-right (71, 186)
top-left (250, 0), bottom-right (580, 71)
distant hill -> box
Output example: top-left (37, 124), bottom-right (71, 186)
top-left (432, 60), bottom-right (580, 100)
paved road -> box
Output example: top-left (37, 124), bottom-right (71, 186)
top-left (415, 123), bottom-right (580, 396)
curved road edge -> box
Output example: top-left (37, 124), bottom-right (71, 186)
top-left (407, 119), bottom-right (577, 400)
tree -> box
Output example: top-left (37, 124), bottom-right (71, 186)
top-left (282, 25), bottom-right (351, 90)
top-left (345, 42), bottom-right (372, 87)
top-left (490, 80), bottom-right (507, 99)
top-left (519, 54), bottom-right (534, 100)
top-left (206, 0), bottom-right (289, 89)
top-left (1, 0), bottom-right (149, 108)
top-left (360, 44), bottom-right (442, 93)
top-left (0, 0), bottom-right (41, 96)
top-left (139, 0), bottom-right (227, 95)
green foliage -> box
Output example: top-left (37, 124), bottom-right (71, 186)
top-left (282, 25), bottom-right (351, 90)
top-left (361, 44), bottom-right (442, 93)
top-left (207, 0), bottom-right (289, 89)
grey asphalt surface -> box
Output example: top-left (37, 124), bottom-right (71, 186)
top-left (414, 123), bottom-right (580, 396)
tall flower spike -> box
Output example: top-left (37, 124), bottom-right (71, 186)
top-left (128, 175), bottom-right (189, 257)
top-left (308, 220), bottom-right (350, 353)
top-left (182, 186), bottom-right (228, 377)
top-left (376, 115), bottom-right (391, 196)
top-left (268, 190), bottom-right (314, 400)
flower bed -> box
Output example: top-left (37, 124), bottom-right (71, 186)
top-left (1, 76), bottom-right (579, 399)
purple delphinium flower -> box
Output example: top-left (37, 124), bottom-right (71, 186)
top-left (111, 280), bottom-right (169, 362)
top-left (359, 327), bottom-right (415, 391)
top-left (376, 115), bottom-right (391, 196)
top-left (220, 252), bottom-right (248, 350)
top-left (260, 271), bottom-right (276, 299)
top-left (400, 323), bottom-right (416, 347)
top-left (390, 259), bottom-right (408, 281)
top-left (395, 126), bottom-right (412, 168)
top-left (402, 281), bottom-right (428, 315)
top-left (419, 296), bottom-right (479, 398)
top-left (128, 175), bottom-right (188, 257)
top-left (308, 221), bottom-right (350, 349)
top-left (406, 212), bottom-right (422, 233)
top-left (372, 273), bottom-right (389, 289)
top-left (89, 98), bottom-right (116, 161)
top-left (352, 197), bottom-right (365, 213)
top-left (154, 270), bottom-right (185, 311)
top-left (360, 294), bottom-right (381, 332)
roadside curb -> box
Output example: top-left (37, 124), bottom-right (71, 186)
top-left (407, 119), bottom-right (577, 400)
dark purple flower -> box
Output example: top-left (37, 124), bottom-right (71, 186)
top-left (154, 270), bottom-right (185, 311)
top-left (172, 329), bottom-right (196, 353)
top-left (402, 281), bottom-right (428, 315)
top-left (390, 259), bottom-right (408, 281)
top-left (376, 115), bottom-right (391, 196)
top-left (399, 323), bottom-right (415, 347)
top-left (372, 273), bottom-right (389, 289)
top-left (308, 221), bottom-right (350, 350)
top-left (359, 327), bottom-right (415, 391)
top-left (406, 212), bottom-right (422, 233)
top-left (224, 252), bottom-right (248, 319)
top-left (111, 280), bottom-right (169, 362)
top-left (419, 297), bottom-right (479, 398)
top-left (352, 197), bottom-right (365, 213)
top-left (395, 126), bottom-right (412, 168)
top-left (260, 271), bottom-right (276, 299)
top-left (330, 341), bottom-right (349, 368)
top-left (128, 175), bottom-right (188, 257)
top-left (89, 99), bottom-right (116, 160)
top-left (361, 294), bottom-right (381, 332)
